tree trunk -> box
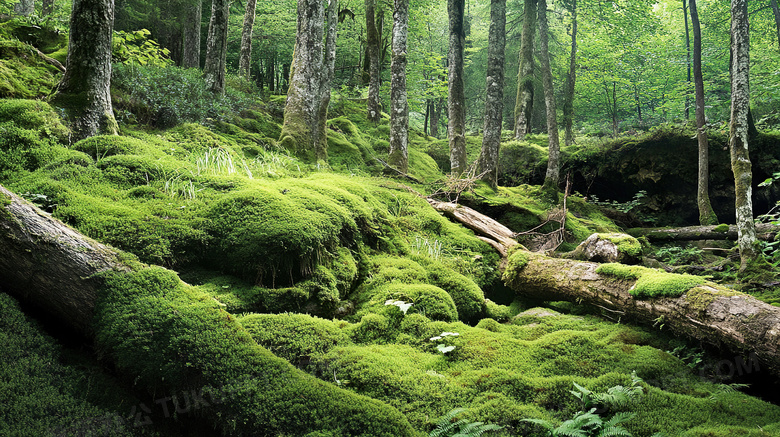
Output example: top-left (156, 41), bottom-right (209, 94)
top-left (267, 53), bottom-right (276, 92)
top-left (181, 0), bottom-right (202, 69)
top-left (562, 0), bottom-right (577, 148)
top-left (203, 0), bottom-right (230, 95)
top-left (729, 0), bottom-right (760, 270)
top-left (427, 198), bottom-right (518, 257)
top-left (477, 0), bottom-right (506, 188)
top-left (626, 223), bottom-right (780, 242)
top-left (0, 185), bottom-right (418, 436)
top-left (771, 0), bottom-right (780, 51)
top-left (366, 0), bottom-right (381, 123)
top-left (691, 0), bottom-right (718, 226)
top-left (41, 0), bottom-right (54, 16)
top-left (683, 0), bottom-right (691, 120)
top-left (431, 98), bottom-right (441, 138)
top-left (238, 0), bottom-right (258, 79)
top-left (447, 0), bottom-right (467, 175)
top-left (538, 0), bottom-right (560, 191)
top-left (513, 0), bottom-right (537, 140)
top-left (279, 0), bottom-right (338, 162)
top-left (388, 0), bottom-right (409, 174)
top-left (51, 0), bottom-right (118, 142)
top-left (503, 251), bottom-right (780, 380)
top-left (14, 0), bottom-right (34, 16)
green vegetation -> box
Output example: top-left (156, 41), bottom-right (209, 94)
top-left (597, 233), bottom-right (643, 257)
top-left (596, 263), bottom-right (709, 299)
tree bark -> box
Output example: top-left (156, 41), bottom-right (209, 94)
top-left (538, 0), bottom-right (560, 191)
top-left (388, 0), bottom-right (409, 173)
top-left (51, 0), bottom-right (118, 142)
top-left (203, 0), bottom-right (230, 95)
top-left (690, 0), bottom-right (718, 226)
top-left (447, 0), bottom-right (467, 175)
top-left (41, 0), bottom-right (54, 16)
top-left (729, 0), bottom-right (760, 270)
top-left (181, 0), bottom-right (202, 69)
top-left (626, 224), bottom-right (780, 242)
top-left (14, 0), bottom-right (34, 16)
top-left (771, 0), bottom-right (780, 51)
top-left (477, 0), bottom-right (506, 188)
top-left (562, 0), bottom-right (577, 148)
top-left (427, 198), bottom-right (519, 257)
top-left (503, 251), bottom-right (780, 379)
top-left (513, 0), bottom-right (537, 140)
top-left (238, 0), bottom-right (258, 79)
top-left (365, 0), bottom-right (381, 123)
top-left (683, 0), bottom-right (692, 120)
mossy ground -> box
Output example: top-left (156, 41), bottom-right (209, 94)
top-left (1, 34), bottom-right (780, 436)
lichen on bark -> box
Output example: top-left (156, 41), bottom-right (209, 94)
top-left (388, 0), bottom-right (409, 173)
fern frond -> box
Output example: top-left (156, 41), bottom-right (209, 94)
top-left (521, 418), bottom-right (555, 431)
top-left (430, 408), bottom-right (468, 437)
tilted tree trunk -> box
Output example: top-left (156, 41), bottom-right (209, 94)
top-left (729, 0), bottom-right (760, 270)
top-left (238, 0), bottom-right (258, 79)
top-left (447, 0), bottom-right (467, 175)
top-left (771, 0), bottom-right (780, 51)
top-left (279, 0), bottom-right (338, 162)
top-left (690, 0), bottom-right (718, 226)
top-left (427, 199), bottom-right (518, 257)
top-left (203, 0), bottom-right (230, 95)
top-left (181, 0), bottom-right (202, 69)
top-left (683, 0), bottom-right (692, 120)
top-left (538, 0), bottom-right (560, 191)
top-left (626, 223), bottom-right (780, 242)
top-left (477, 0), bottom-right (506, 188)
top-left (503, 251), bottom-right (780, 380)
top-left (51, 0), bottom-right (118, 142)
top-left (562, 0), bottom-right (577, 148)
top-left (388, 0), bottom-right (409, 173)
top-left (513, 0), bottom-right (537, 140)
top-left (365, 0), bottom-right (381, 123)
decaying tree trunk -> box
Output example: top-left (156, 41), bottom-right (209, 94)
top-left (513, 0), bottom-right (537, 140)
top-left (427, 199), bottom-right (518, 257)
top-left (503, 251), bottom-right (780, 379)
top-left (477, 0), bottom-right (506, 188)
top-left (626, 224), bottom-right (779, 242)
top-left (181, 0), bottom-right (202, 68)
top-left (388, 0), bottom-right (409, 173)
top-left (203, 0), bottom-right (230, 94)
top-left (447, 0), bottom-right (467, 175)
top-left (238, 0), bottom-right (258, 78)
top-left (538, 0), bottom-right (560, 190)
top-left (51, 0), bottom-right (118, 141)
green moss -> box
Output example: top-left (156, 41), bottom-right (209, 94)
top-left (485, 299), bottom-right (512, 322)
top-left (596, 263), bottom-right (709, 298)
top-left (359, 283), bottom-right (458, 322)
top-left (685, 285), bottom-right (741, 312)
top-left (73, 135), bottom-right (146, 159)
top-left (597, 233), bottom-right (643, 257)
top-left (713, 223), bottom-right (730, 233)
top-left (420, 260), bottom-right (486, 323)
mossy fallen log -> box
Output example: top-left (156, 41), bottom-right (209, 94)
top-left (503, 249), bottom-right (780, 379)
top-left (0, 184), bottom-right (418, 436)
top-left (427, 198), bottom-right (518, 256)
top-left (626, 223), bottom-right (779, 241)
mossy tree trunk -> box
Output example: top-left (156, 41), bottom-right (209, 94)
top-left (691, 0), bottom-right (717, 226)
top-left (562, 0), bottom-right (577, 148)
top-left (388, 0), bottom-right (409, 173)
top-left (538, 0), bottom-right (560, 191)
top-left (447, 0), bottom-right (467, 175)
top-left (729, 0), bottom-right (761, 271)
top-left (513, 0), bottom-right (536, 141)
top-left (181, 0), bottom-right (202, 69)
top-left (626, 223), bottom-right (780, 242)
top-left (237, 0), bottom-right (258, 79)
top-left (203, 0), bottom-right (229, 95)
top-left (51, 0), bottom-right (118, 142)
top-left (477, 0), bottom-right (506, 188)
top-left (365, 0), bottom-right (381, 123)
top-left (279, 0), bottom-right (338, 162)
top-left (503, 251), bottom-right (780, 379)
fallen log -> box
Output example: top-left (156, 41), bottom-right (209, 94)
top-left (503, 250), bottom-right (780, 379)
top-left (427, 198), bottom-right (519, 256)
top-left (0, 185), bottom-right (415, 436)
top-left (627, 223), bottom-right (779, 242)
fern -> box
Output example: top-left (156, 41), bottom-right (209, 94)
top-left (429, 408), bottom-right (503, 437)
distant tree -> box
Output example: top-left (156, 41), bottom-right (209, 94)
top-left (14, 0), bottom-right (34, 16)
top-left (682, 0), bottom-right (691, 120)
top-left (447, 0), bottom-right (467, 175)
top-left (772, 0), bottom-right (780, 51)
top-left (181, 0), bottom-right (202, 68)
top-left (279, 0), bottom-right (338, 162)
top-left (477, 0), bottom-right (506, 188)
top-left (562, 0), bottom-right (577, 148)
top-left (238, 0), bottom-right (258, 78)
top-left (203, 0), bottom-right (229, 94)
top-left (365, 0), bottom-right (382, 123)
top-left (513, 0), bottom-right (537, 140)
top-left (388, 0), bottom-right (409, 173)
top-left (538, 0), bottom-right (560, 191)
top-left (41, 0), bottom-right (54, 16)
top-left (51, 0), bottom-right (118, 141)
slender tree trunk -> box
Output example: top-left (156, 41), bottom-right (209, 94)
top-left (424, 101), bottom-right (430, 136)
top-left (478, 0), bottom-right (506, 188)
top-left (41, 0), bottom-right (54, 16)
top-left (366, 0), bottom-right (382, 123)
top-left (448, 0), bottom-right (467, 175)
top-left (538, 0), bottom-right (560, 191)
top-left (683, 0), bottom-right (692, 120)
top-left (181, 0), bottom-right (202, 69)
top-left (388, 0), bottom-right (409, 173)
top-left (431, 99), bottom-right (441, 138)
top-left (51, 0), bottom-right (118, 142)
top-left (513, 0), bottom-right (537, 140)
top-left (279, 0), bottom-right (338, 162)
top-left (267, 53), bottom-right (276, 92)
top-left (729, 0), bottom-right (760, 270)
top-left (14, 0), bottom-right (34, 16)
top-left (771, 0), bottom-right (780, 51)
top-left (691, 0), bottom-right (717, 225)
top-left (203, 0), bottom-right (230, 95)
top-left (563, 0), bottom-right (577, 147)
top-left (238, 0), bottom-right (258, 79)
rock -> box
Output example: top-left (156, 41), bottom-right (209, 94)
top-left (566, 233), bottom-right (642, 264)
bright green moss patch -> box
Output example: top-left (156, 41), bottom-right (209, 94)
top-left (360, 283), bottom-right (459, 322)
top-left (684, 285), bottom-right (741, 312)
top-left (713, 223), bottom-right (730, 233)
top-left (597, 263), bottom-right (709, 298)
top-left (0, 40), bottom-right (61, 99)
top-left (597, 233), bottom-right (643, 257)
